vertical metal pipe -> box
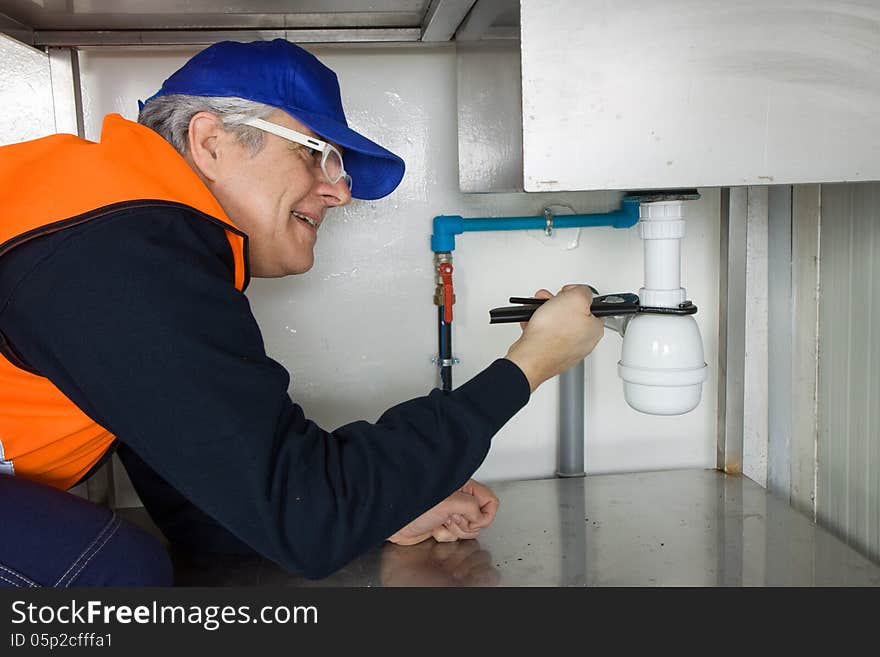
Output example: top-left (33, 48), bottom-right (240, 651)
top-left (434, 252), bottom-right (454, 392)
top-left (439, 307), bottom-right (452, 391)
top-left (557, 360), bottom-right (585, 477)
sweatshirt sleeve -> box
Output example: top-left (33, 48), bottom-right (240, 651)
top-left (0, 205), bottom-right (530, 578)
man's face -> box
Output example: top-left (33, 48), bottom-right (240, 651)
top-left (197, 109), bottom-right (353, 277)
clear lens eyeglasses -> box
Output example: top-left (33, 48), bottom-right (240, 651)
top-left (242, 117), bottom-right (353, 190)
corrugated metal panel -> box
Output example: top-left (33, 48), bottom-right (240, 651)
top-left (817, 182), bottom-right (880, 562)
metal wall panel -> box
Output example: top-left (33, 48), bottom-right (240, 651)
top-left (817, 182), bottom-right (880, 562)
top-left (717, 188), bottom-right (746, 474)
top-left (767, 186), bottom-right (793, 500)
top-left (743, 186), bottom-right (769, 487)
top-left (790, 185), bottom-right (820, 518)
top-left (456, 40), bottom-right (523, 192)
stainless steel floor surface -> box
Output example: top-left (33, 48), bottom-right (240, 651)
top-left (123, 469), bottom-right (880, 586)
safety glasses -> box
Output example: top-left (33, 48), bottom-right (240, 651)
top-left (242, 117), bottom-right (353, 190)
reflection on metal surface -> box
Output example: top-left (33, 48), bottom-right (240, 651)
top-left (556, 476), bottom-right (587, 586)
top-left (170, 470), bottom-right (880, 586)
top-left (379, 539), bottom-right (499, 587)
top-left (715, 473), bottom-right (745, 585)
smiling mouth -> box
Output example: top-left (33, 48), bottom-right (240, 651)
top-left (291, 210), bottom-right (318, 229)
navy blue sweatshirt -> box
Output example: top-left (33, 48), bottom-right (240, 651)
top-left (0, 205), bottom-right (530, 578)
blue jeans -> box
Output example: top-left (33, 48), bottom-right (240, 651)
top-left (0, 474), bottom-right (173, 587)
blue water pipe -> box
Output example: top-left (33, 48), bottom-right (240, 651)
top-left (430, 199), bottom-right (640, 253)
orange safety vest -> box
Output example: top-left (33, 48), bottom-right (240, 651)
top-left (0, 114), bottom-right (248, 490)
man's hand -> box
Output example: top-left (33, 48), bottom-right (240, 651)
top-left (431, 479), bottom-right (499, 542)
top-left (504, 284), bottom-right (604, 392)
top-left (387, 479), bottom-right (499, 546)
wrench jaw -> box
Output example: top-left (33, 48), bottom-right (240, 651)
top-left (603, 315), bottom-right (632, 337)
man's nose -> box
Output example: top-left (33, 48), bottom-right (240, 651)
top-left (317, 176), bottom-right (353, 207)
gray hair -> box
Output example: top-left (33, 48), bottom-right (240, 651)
top-left (137, 95), bottom-right (277, 156)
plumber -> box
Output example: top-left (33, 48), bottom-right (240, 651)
top-left (0, 39), bottom-right (604, 585)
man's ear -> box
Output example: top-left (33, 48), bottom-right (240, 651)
top-left (187, 112), bottom-right (225, 182)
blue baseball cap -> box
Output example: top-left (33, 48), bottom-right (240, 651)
top-left (140, 39), bottom-right (405, 201)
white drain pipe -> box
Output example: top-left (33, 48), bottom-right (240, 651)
top-left (619, 200), bottom-right (709, 416)
top-left (638, 201), bottom-right (687, 308)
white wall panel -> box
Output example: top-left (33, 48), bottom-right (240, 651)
top-left (521, 0), bottom-right (880, 192)
top-left (78, 45), bottom-right (719, 487)
top-left (0, 33), bottom-right (54, 146)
